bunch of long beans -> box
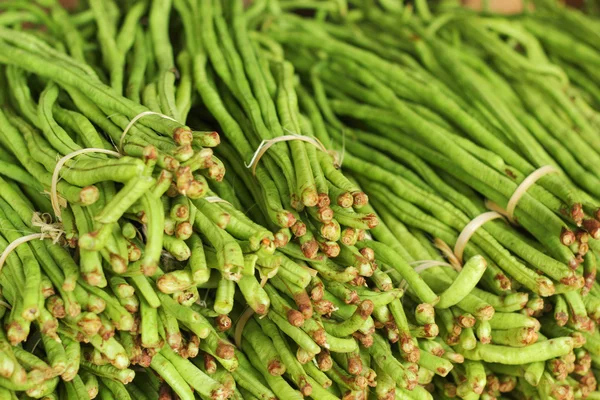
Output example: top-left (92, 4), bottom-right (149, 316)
top-left (0, 0), bottom-right (597, 399)
top-left (260, 0), bottom-right (600, 398)
top-left (0, 0), bottom-right (402, 399)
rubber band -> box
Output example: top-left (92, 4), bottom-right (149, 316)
top-left (160, 250), bottom-right (177, 261)
top-left (234, 306), bottom-right (256, 349)
top-left (30, 334), bottom-right (42, 353)
top-left (410, 260), bottom-right (454, 270)
top-left (119, 111), bottom-right (177, 152)
top-left (484, 199), bottom-right (511, 220)
top-left (236, 262), bottom-right (315, 347)
top-left (0, 214), bottom-right (66, 272)
top-left (434, 238), bottom-right (463, 271)
top-left (0, 233), bottom-right (44, 273)
top-left (506, 165), bottom-right (559, 223)
top-left (51, 148), bottom-right (121, 220)
top-left (42, 190), bottom-right (67, 209)
top-left (454, 212), bottom-right (505, 264)
top-left (204, 196), bottom-right (233, 206)
top-left (197, 288), bottom-right (211, 308)
top-left (339, 129), bottom-right (346, 167)
top-left (245, 133), bottom-right (341, 175)
top-left (31, 212), bottom-right (64, 244)
top-left (333, 128), bottom-right (346, 168)
top-left (283, 127), bottom-right (343, 166)
top-left (235, 268), bottom-right (277, 349)
top-left (398, 260), bottom-right (453, 291)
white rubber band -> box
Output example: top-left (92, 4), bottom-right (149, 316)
top-left (434, 238), bottom-right (463, 271)
top-left (31, 212), bottom-right (64, 244)
top-left (204, 196), bottom-right (233, 206)
top-left (42, 190), bottom-right (67, 209)
top-left (51, 148), bottom-right (121, 220)
top-left (454, 212), bottom-right (504, 264)
top-left (399, 260), bottom-right (453, 291)
top-left (234, 306), bottom-right (256, 349)
top-left (484, 199), bottom-right (511, 220)
top-left (410, 260), bottom-right (454, 272)
top-left (335, 128), bottom-right (346, 168)
top-left (119, 111), bottom-right (177, 152)
top-left (30, 335), bottom-right (43, 354)
top-left (245, 133), bottom-right (341, 174)
top-left (506, 165), bottom-right (559, 223)
top-left (0, 233), bottom-right (44, 273)
top-left (197, 288), bottom-right (211, 308)
top-left (234, 270), bottom-right (273, 349)
top-left (0, 299), bottom-right (11, 310)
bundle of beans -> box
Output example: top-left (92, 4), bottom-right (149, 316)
top-left (257, 0), bottom-right (599, 398)
top-left (189, 0), bottom-right (377, 257)
top-left (0, 0), bottom-right (597, 399)
top-left (0, 1), bottom-right (407, 399)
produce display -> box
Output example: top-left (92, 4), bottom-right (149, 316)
top-left (0, 0), bottom-right (599, 399)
